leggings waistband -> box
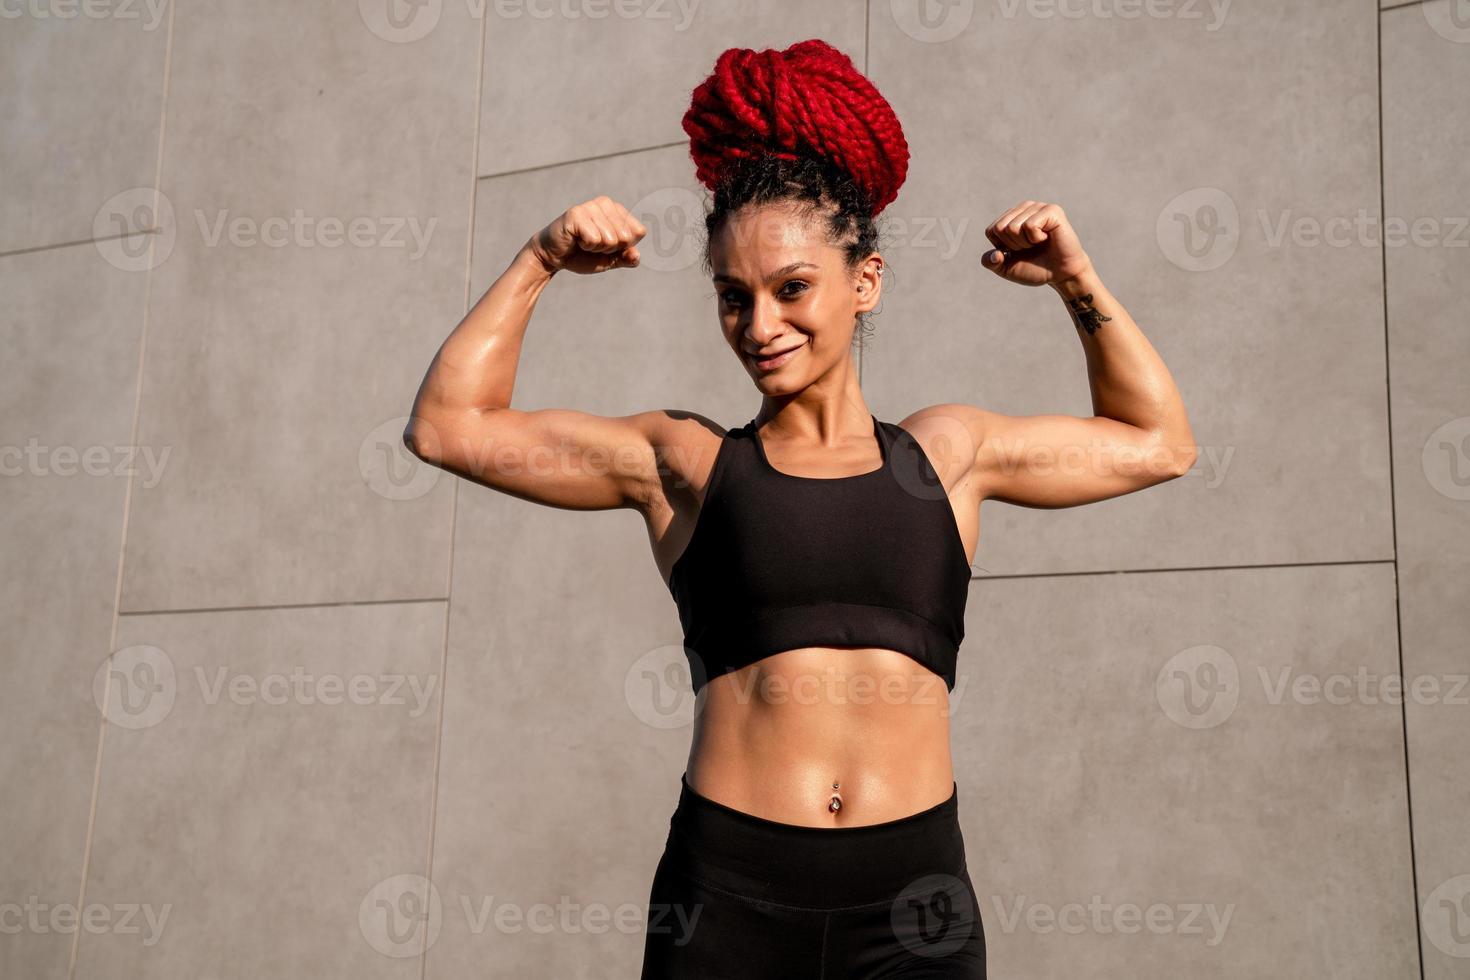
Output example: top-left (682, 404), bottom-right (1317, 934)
top-left (664, 772), bottom-right (967, 911)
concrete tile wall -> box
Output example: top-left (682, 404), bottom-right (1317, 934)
top-left (2, 1), bottom-right (1463, 978)
top-left (1382, 4), bottom-right (1470, 978)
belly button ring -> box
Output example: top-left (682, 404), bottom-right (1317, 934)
top-left (828, 781), bottom-right (842, 813)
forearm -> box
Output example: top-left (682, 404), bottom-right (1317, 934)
top-left (409, 243), bottom-right (555, 423)
top-left (1051, 266), bottom-right (1194, 455)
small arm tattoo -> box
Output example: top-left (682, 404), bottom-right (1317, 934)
top-left (1064, 292), bottom-right (1112, 335)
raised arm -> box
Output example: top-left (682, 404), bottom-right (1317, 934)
top-left (908, 201), bottom-right (1196, 509)
top-left (403, 196), bottom-right (666, 511)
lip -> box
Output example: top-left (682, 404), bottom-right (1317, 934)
top-left (749, 339), bottom-right (807, 372)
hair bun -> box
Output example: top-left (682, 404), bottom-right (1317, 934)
top-left (682, 38), bottom-right (910, 216)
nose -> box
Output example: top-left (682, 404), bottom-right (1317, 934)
top-left (743, 293), bottom-right (785, 346)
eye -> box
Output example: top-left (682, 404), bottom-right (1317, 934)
top-left (780, 280), bottom-right (809, 298)
top-left (718, 288), bottom-right (746, 307)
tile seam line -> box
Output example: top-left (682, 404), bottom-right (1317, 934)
top-left (419, 5), bottom-right (489, 974)
top-left (67, 3), bottom-right (177, 978)
top-left (118, 596), bottom-right (449, 617)
top-left (1375, 7), bottom-right (1425, 978)
top-left (477, 139), bottom-right (686, 180)
top-left (969, 558), bottom-right (1395, 581)
top-left (115, 559), bottom-right (1399, 622)
top-left (0, 228), bottom-right (154, 260)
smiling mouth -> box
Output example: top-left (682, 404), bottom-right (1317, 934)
top-left (749, 340), bottom-right (807, 370)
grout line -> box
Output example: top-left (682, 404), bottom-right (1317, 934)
top-left (67, 4), bottom-right (177, 977)
top-left (477, 139), bottom-right (686, 182)
top-left (1375, 8), bottom-right (1425, 978)
top-left (112, 559), bottom-right (1405, 617)
top-left (418, 6), bottom-right (488, 974)
top-left (1381, 0), bottom-right (1432, 10)
top-left (966, 557), bottom-right (1396, 582)
top-left (118, 596), bottom-right (448, 617)
top-left (0, 229), bottom-right (155, 260)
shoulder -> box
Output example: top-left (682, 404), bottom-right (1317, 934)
top-left (894, 403), bottom-right (990, 487)
top-left (631, 410), bottom-right (733, 514)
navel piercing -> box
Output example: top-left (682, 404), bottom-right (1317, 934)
top-left (828, 780), bottom-right (842, 813)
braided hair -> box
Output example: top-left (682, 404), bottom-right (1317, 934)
top-left (681, 39), bottom-right (910, 350)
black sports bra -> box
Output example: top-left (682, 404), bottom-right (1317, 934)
top-left (666, 414), bottom-right (971, 695)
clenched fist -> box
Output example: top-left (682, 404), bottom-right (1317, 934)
top-left (982, 200), bottom-right (1093, 288)
top-left (527, 196), bottom-right (646, 276)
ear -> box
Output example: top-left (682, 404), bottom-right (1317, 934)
top-left (854, 253), bottom-right (883, 313)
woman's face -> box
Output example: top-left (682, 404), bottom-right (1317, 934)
top-left (708, 203), bottom-right (881, 392)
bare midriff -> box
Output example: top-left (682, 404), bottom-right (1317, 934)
top-left (684, 645), bottom-right (956, 828)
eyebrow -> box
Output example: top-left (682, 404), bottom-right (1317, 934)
top-left (711, 262), bottom-right (818, 286)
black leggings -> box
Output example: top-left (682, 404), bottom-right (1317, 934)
top-left (640, 773), bottom-right (986, 979)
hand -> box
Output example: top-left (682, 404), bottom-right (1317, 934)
top-left (981, 200), bottom-right (1093, 288)
top-left (527, 196), bottom-right (646, 276)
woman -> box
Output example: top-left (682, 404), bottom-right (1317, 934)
top-left (405, 39), bottom-right (1195, 980)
